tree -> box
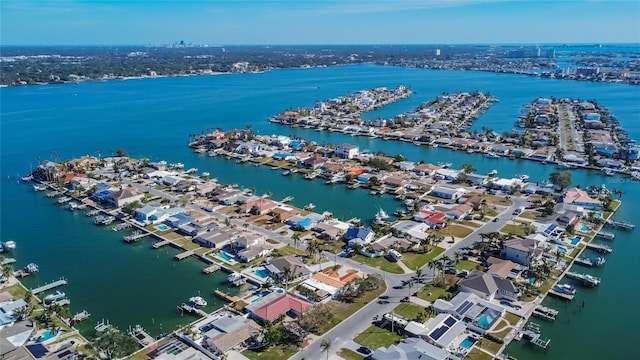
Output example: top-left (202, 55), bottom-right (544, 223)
top-left (114, 148), bottom-right (128, 157)
top-left (307, 239), bottom-right (320, 262)
top-left (461, 163), bottom-right (476, 174)
top-left (282, 266), bottom-right (292, 292)
top-left (369, 176), bottom-right (381, 187)
top-left (292, 233), bottom-right (301, 256)
top-left (320, 339), bottom-right (332, 360)
top-left (262, 325), bottom-right (281, 346)
top-left (549, 171), bottom-right (572, 191)
top-left (90, 328), bottom-right (139, 359)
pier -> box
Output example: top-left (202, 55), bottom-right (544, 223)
top-left (128, 324), bottom-right (155, 347)
top-left (203, 264), bottom-right (221, 274)
top-left (574, 256), bottom-right (605, 267)
top-left (85, 209), bottom-right (101, 217)
top-left (584, 243), bottom-right (612, 253)
top-left (175, 250), bottom-right (194, 260)
top-left (123, 230), bottom-right (149, 243)
top-left (595, 231), bottom-right (615, 240)
top-left (520, 322), bottom-right (551, 349)
top-left (213, 289), bottom-right (240, 303)
top-left (548, 288), bottom-right (575, 301)
top-left (178, 303), bottom-right (208, 317)
top-left (95, 319), bottom-right (112, 332)
top-left (72, 310), bottom-right (91, 322)
top-left (31, 279), bottom-right (67, 295)
top-left (112, 222), bottom-right (133, 231)
top-left (605, 219), bottom-right (635, 231)
top-left (532, 305), bottom-right (559, 321)
top-left (153, 240), bottom-right (171, 249)
top-left (565, 271), bottom-right (601, 287)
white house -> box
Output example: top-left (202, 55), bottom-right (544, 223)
top-left (429, 186), bottom-right (466, 200)
top-left (335, 144), bottom-right (359, 159)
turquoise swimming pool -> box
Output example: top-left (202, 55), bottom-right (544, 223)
top-left (477, 309), bottom-right (500, 329)
top-left (580, 225), bottom-right (590, 232)
top-left (155, 224), bottom-right (170, 231)
top-left (253, 269), bottom-right (270, 279)
top-left (558, 245), bottom-right (568, 253)
top-left (38, 328), bottom-right (57, 343)
top-left (218, 252), bottom-right (234, 261)
top-left (571, 236), bottom-right (582, 245)
top-left (460, 336), bottom-right (476, 349)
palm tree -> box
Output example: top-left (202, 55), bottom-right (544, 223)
top-left (320, 339), bottom-right (332, 360)
top-left (307, 239), bottom-right (320, 263)
top-left (415, 268), bottom-right (424, 283)
top-left (292, 233), bottom-right (301, 256)
top-left (454, 251), bottom-right (462, 265)
top-left (282, 266), bottom-right (292, 292)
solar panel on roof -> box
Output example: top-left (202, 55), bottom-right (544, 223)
top-left (444, 316), bottom-right (457, 327)
top-left (456, 300), bottom-right (473, 315)
top-left (430, 326), bottom-right (449, 341)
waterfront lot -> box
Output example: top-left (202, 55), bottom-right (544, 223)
top-left (354, 325), bottom-right (403, 349)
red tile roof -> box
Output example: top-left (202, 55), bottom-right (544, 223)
top-left (252, 294), bottom-right (313, 322)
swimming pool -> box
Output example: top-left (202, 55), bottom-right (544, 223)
top-left (155, 224), bottom-right (170, 231)
top-left (38, 328), bottom-right (57, 343)
top-left (571, 236), bottom-right (582, 245)
top-left (580, 225), bottom-right (590, 232)
top-left (557, 245), bottom-right (568, 254)
top-left (594, 212), bottom-right (603, 218)
top-left (254, 269), bottom-right (270, 279)
top-left (476, 309), bottom-right (499, 329)
top-left (218, 252), bottom-right (234, 261)
top-left (460, 336), bottom-right (476, 349)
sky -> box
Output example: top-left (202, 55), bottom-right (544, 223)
top-left (1, 0), bottom-right (639, 45)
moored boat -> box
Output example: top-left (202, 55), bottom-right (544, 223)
top-left (189, 296), bottom-right (207, 307)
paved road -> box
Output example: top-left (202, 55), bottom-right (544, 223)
top-left (558, 104), bottom-right (569, 152)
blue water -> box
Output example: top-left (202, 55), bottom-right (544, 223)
top-left (155, 224), bottom-right (170, 231)
top-left (218, 252), bottom-right (234, 261)
top-left (254, 269), bottom-right (270, 279)
top-left (580, 225), bottom-right (590, 232)
top-left (477, 309), bottom-right (499, 329)
top-left (558, 245), bottom-right (569, 254)
top-left (571, 236), bottom-right (583, 245)
top-left (1, 64), bottom-right (639, 359)
top-left (460, 336), bottom-right (476, 349)
top-left (37, 329), bottom-right (57, 343)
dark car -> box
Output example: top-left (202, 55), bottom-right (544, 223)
top-left (379, 295), bottom-right (389, 299)
top-left (357, 346), bottom-right (372, 355)
top-left (492, 217), bottom-right (499, 222)
top-left (378, 300), bottom-right (390, 304)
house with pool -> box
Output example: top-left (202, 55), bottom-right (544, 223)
top-left (500, 236), bottom-right (545, 266)
top-left (563, 188), bottom-right (602, 210)
top-left (433, 292), bottom-right (507, 334)
top-left (457, 270), bottom-right (519, 302)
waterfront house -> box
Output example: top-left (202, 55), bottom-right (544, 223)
top-left (413, 210), bottom-right (446, 229)
top-left (195, 228), bottom-right (238, 248)
top-left (302, 269), bottom-right (361, 298)
top-left (165, 212), bottom-right (195, 228)
top-left (265, 256), bottom-right (311, 283)
top-left (412, 163), bottom-right (442, 177)
top-left (418, 313), bottom-right (467, 351)
top-left (245, 292), bottom-right (313, 322)
top-left (233, 234), bottom-right (272, 262)
top-left (177, 222), bottom-right (205, 237)
top-left (269, 206), bottom-right (299, 223)
top-left (202, 315), bottom-right (262, 357)
top-left (457, 271), bottom-right (519, 302)
top-left (429, 186), bottom-right (466, 200)
top-left (391, 220), bottom-right (431, 241)
top-left (313, 222), bottom-right (343, 240)
top-left (395, 161), bottom-right (415, 171)
top-left (465, 173), bottom-right (488, 186)
top-left (374, 235), bottom-right (417, 252)
top-left (384, 175), bottom-right (406, 189)
top-left (438, 204), bottom-right (473, 220)
top-left (299, 155), bottom-right (327, 169)
top-left (563, 188), bottom-right (602, 210)
top-left (0, 321), bottom-right (35, 358)
top-left (484, 257), bottom-right (518, 279)
top-left (433, 291), bottom-right (507, 334)
top-left (434, 168), bottom-right (460, 181)
top-left (335, 144), bottom-right (359, 159)
top-left (107, 187), bottom-right (144, 208)
top-left (369, 338), bottom-right (457, 360)
top-left (500, 236), bottom-right (543, 266)
top-left (174, 180), bottom-right (196, 193)
top-left (287, 214), bottom-right (324, 231)
top-left (135, 205), bottom-right (185, 225)
top-left (344, 226), bottom-right (375, 244)
top-left (210, 189), bottom-right (244, 205)
top-left (241, 198), bottom-right (278, 215)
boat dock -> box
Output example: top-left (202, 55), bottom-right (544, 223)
top-left (175, 250), bottom-right (194, 260)
top-left (595, 231), bottom-right (615, 240)
top-left (520, 322), bottom-right (551, 349)
top-left (128, 325), bottom-right (155, 347)
top-left (72, 310), bottom-right (91, 322)
top-left (584, 243), bottom-right (612, 253)
top-left (153, 240), bottom-right (172, 249)
top-left (178, 303), bottom-right (208, 317)
top-left (203, 264), bottom-right (221, 274)
top-left (95, 319), bottom-right (112, 332)
top-left (86, 209), bottom-right (101, 217)
top-left (548, 288), bottom-right (575, 301)
top-left (532, 305), bottom-right (559, 321)
top-left (123, 230), bottom-right (148, 243)
top-left (605, 219), bottom-right (635, 231)
top-left (31, 279), bottom-right (67, 295)
top-left (574, 256), bottom-right (605, 267)
top-left (214, 289), bottom-right (240, 303)
top-left (112, 222), bottom-right (133, 231)
top-left (95, 215), bottom-right (116, 225)
top-left (565, 271), bottom-right (601, 287)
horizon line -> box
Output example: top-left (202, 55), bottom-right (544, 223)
top-left (2, 42), bottom-right (640, 47)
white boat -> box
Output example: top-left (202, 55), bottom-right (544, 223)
top-left (24, 263), bottom-right (39, 273)
top-left (281, 196), bottom-right (294, 203)
top-left (485, 153), bottom-right (499, 159)
top-left (68, 202), bottom-right (81, 210)
top-left (189, 296), bottom-right (207, 307)
top-left (33, 183), bottom-right (47, 191)
top-left (201, 172), bottom-right (210, 178)
top-left (208, 151), bottom-right (217, 157)
top-left (170, 162), bottom-right (185, 169)
top-left (487, 169), bottom-right (498, 176)
top-left (227, 272), bottom-right (242, 283)
top-left (185, 168), bottom-right (198, 174)
top-left (194, 148), bottom-right (206, 154)
top-left (376, 208), bottom-right (389, 220)
top-left (519, 174), bottom-right (530, 182)
top-left (553, 284), bottom-right (576, 295)
top-left (21, 175), bottom-right (33, 182)
top-left (44, 291), bottom-right (66, 304)
top-left (602, 169), bottom-right (615, 177)
top-left (303, 203), bottom-right (316, 211)
top-left (1, 241), bottom-right (16, 252)
top-left (57, 196), bottom-right (72, 204)
top-left (630, 172), bottom-right (640, 181)
top-left (282, 170), bottom-right (292, 176)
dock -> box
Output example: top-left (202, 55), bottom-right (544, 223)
top-left (128, 324), bottom-right (155, 347)
top-left (178, 303), bottom-right (208, 317)
top-left (548, 288), bottom-right (575, 301)
top-left (565, 271), bottom-right (601, 287)
top-left (213, 289), bottom-right (240, 303)
top-left (584, 243), bottom-right (612, 253)
top-left (532, 305), bottom-right (559, 321)
top-left (123, 230), bottom-right (148, 243)
top-left (520, 322), bottom-right (551, 349)
top-left (72, 310), bottom-right (91, 322)
top-left (112, 222), bottom-right (133, 231)
top-left (175, 250), bottom-right (194, 260)
top-left (203, 264), bottom-right (221, 274)
top-left (95, 319), bottom-right (112, 332)
top-left (86, 209), bottom-right (101, 217)
top-left (153, 240), bottom-right (171, 249)
top-left (31, 279), bottom-right (67, 295)
top-left (605, 219), bottom-right (635, 231)
top-left (595, 231), bottom-right (615, 240)
top-left (574, 256), bottom-right (605, 267)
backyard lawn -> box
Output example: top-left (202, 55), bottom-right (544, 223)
top-left (352, 254), bottom-right (404, 274)
top-left (393, 303), bottom-right (425, 321)
top-left (401, 247), bottom-right (445, 270)
top-left (354, 325), bottom-right (403, 349)
top-left (337, 348), bottom-right (364, 360)
top-left (416, 284), bottom-right (451, 302)
top-left (242, 345), bottom-right (299, 360)
top-left (455, 259), bottom-right (481, 271)
top-left (500, 224), bottom-right (527, 236)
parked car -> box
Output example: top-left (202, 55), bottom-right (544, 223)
top-left (357, 346), bottom-right (372, 355)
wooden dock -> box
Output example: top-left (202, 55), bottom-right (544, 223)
top-left (214, 289), bottom-right (240, 303)
top-left (532, 305), bottom-right (559, 321)
top-left (32, 279), bottom-right (67, 295)
top-left (178, 303), bottom-right (208, 317)
top-left (123, 230), bottom-right (149, 243)
top-left (585, 243), bottom-right (612, 253)
top-left (128, 325), bottom-right (155, 347)
top-left (595, 231), bottom-right (615, 240)
top-left (565, 271), bottom-right (601, 287)
top-left (203, 264), bottom-right (221, 274)
top-left (153, 240), bottom-right (171, 249)
top-left (548, 288), bottom-right (575, 301)
top-left (175, 250), bottom-right (194, 260)
top-left (72, 310), bottom-right (91, 322)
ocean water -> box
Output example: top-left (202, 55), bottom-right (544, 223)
top-left (1, 65), bottom-right (639, 357)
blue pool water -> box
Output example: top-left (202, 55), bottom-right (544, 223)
top-left (155, 224), bottom-right (170, 231)
top-left (254, 269), bottom-right (270, 279)
top-left (38, 329), bottom-right (57, 343)
top-left (595, 212), bottom-right (603, 218)
top-left (460, 336), bottom-right (476, 349)
top-left (571, 236), bottom-right (582, 245)
top-left (477, 309), bottom-right (499, 329)
top-left (558, 245), bottom-right (569, 253)
top-left (580, 225), bottom-right (590, 232)
top-left (218, 252), bottom-right (233, 261)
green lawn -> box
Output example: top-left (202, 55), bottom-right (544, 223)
top-left (416, 284), bottom-right (450, 302)
top-left (242, 345), bottom-right (299, 360)
top-left (500, 224), bottom-right (527, 236)
top-left (519, 211), bottom-right (542, 220)
top-left (320, 283), bottom-right (387, 334)
top-left (481, 194), bottom-right (514, 206)
top-left (352, 254), bottom-right (404, 274)
top-left (465, 348), bottom-right (493, 360)
top-left (401, 247), bottom-right (445, 270)
top-left (354, 325), bottom-right (403, 349)
top-left (478, 337), bottom-right (502, 355)
top-left (456, 220), bottom-right (482, 228)
top-left (455, 259), bottom-right (481, 271)
top-left (433, 225), bottom-right (473, 239)
top-left (505, 312), bottom-right (521, 326)
top-left (393, 303), bottom-right (424, 321)
top-left (337, 348), bottom-right (364, 360)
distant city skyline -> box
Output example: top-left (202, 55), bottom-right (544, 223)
top-left (1, 0), bottom-right (639, 46)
